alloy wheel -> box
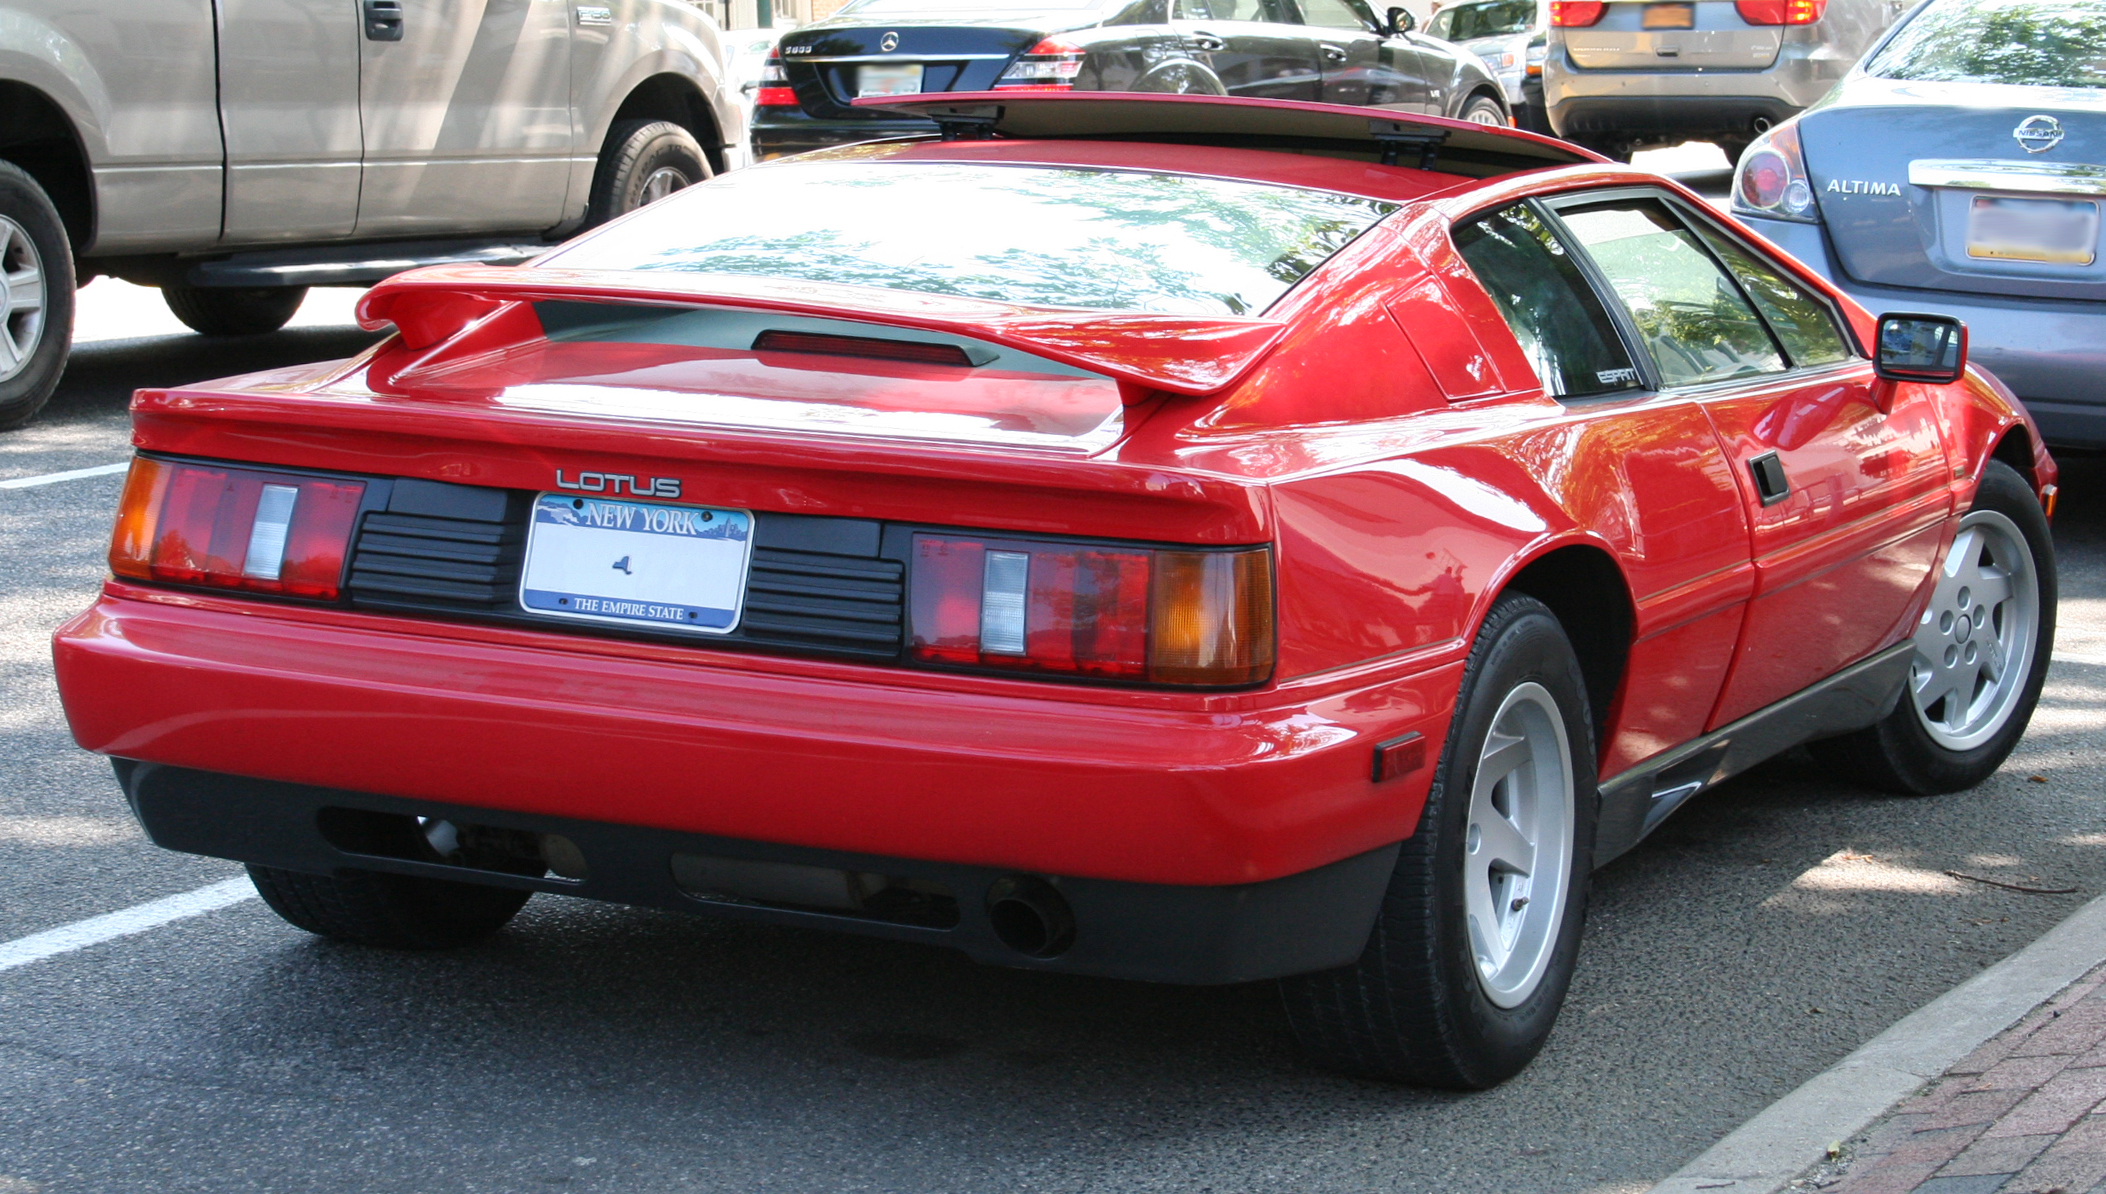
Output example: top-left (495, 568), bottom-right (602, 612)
top-left (1908, 508), bottom-right (2041, 751)
top-left (639, 166), bottom-right (693, 206)
top-left (0, 214), bottom-right (45, 384)
top-left (1465, 106), bottom-right (1506, 127)
top-left (1464, 680), bottom-right (1575, 1009)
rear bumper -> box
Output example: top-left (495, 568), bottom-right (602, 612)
top-left (1543, 42), bottom-right (1838, 140)
top-left (1548, 91), bottom-right (1801, 142)
top-left (114, 761), bottom-right (1398, 984)
top-left (1742, 214), bottom-right (2106, 450)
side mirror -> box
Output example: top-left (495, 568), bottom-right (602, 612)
top-left (1387, 5), bottom-right (1416, 33)
top-left (1874, 313), bottom-right (1966, 385)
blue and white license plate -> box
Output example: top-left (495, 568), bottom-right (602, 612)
top-left (520, 494), bottom-right (752, 635)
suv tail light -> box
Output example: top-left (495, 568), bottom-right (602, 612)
top-left (109, 457), bottom-right (366, 600)
top-left (1735, 0), bottom-right (1825, 23)
top-left (755, 47), bottom-right (797, 107)
top-left (1550, 1), bottom-right (1605, 26)
top-left (996, 36), bottom-right (1087, 90)
top-left (1731, 119), bottom-right (1820, 223)
top-left (909, 535), bottom-right (1273, 686)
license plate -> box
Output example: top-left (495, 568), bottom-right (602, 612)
top-left (1967, 194), bottom-right (2099, 265)
top-left (519, 494), bottom-right (752, 635)
top-left (1642, 3), bottom-right (1694, 28)
top-left (857, 63), bottom-right (924, 98)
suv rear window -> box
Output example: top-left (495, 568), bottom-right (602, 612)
top-left (1863, 0), bottom-right (2106, 88)
top-left (1430, 0), bottom-right (1536, 40)
top-left (545, 162), bottom-right (1398, 317)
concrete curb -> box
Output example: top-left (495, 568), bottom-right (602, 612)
top-left (1650, 886), bottom-right (2106, 1193)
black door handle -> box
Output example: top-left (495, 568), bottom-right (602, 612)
top-left (1322, 43), bottom-right (1348, 61)
top-left (1749, 451), bottom-right (1790, 506)
top-left (364, 0), bottom-right (404, 41)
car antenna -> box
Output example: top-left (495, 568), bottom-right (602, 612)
top-left (1368, 119), bottom-right (1446, 170)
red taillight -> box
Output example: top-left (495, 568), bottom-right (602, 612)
top-left (996, 36), bottom-right (1086, 90)
top-left (1731, 120), bottom-right (1818, 221)
top-left (909, 534), bottom-right (1273, 686)
top-left (756, 46), bottom-right (798, 107)
top-left (1735, 0), bottom-right (1824, 23)
top-left (1739, 148), bottom-right (1792, 207)
top-left (755, 87), bottom-right (799, 107)
top-left (1550, 1), bottom-right (1605, 25)
top-left (109, 457), bottom-right (365, 600)
top-left (753, 329), bottom-right (978, 367)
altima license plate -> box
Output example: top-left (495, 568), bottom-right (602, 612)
top-left (1967, 194), bottom-right (2099, 265)
top-left (1642, 3), bottom-right (1695, 27)
top-left (857, 64), bottom-right (924, 98)
top-left (520, 494), bottom-right (752, 635)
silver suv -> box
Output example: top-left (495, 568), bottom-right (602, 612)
top-left (0, 0), bottom-right (745, 429)
top-left (1540, 0), bottom-right (1899, 160)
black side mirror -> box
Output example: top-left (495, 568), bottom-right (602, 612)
top-left (1874, 313), bottom-right (1967, 384)
top-left (1386, 5), bottom-right (1415, 33)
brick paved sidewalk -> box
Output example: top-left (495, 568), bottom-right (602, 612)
top-left (1805, 962), bottom-right (2106, 1194)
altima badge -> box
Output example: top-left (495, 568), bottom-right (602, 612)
top-left (2014, 115), bottom-right (2065, 154)
top-left (880, 30), bottom-right (900, 51)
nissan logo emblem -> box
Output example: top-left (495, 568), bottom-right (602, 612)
top-left (880, 30), bottom-right (899, 51)
top-left (2014, 114), bottom-right (2064, 154)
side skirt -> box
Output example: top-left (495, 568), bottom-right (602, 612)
top-left (1593, 643), bottom-right (1914, 866)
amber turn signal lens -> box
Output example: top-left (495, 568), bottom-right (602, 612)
top-left (109, 456), bottom-right (172, 580)
top-left (1149, 548), bottom-right (1274, 686)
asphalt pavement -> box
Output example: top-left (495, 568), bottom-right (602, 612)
top-left (2, 282), bottom-right (2104, 1194)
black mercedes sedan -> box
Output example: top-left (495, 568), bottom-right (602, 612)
top-left (750, 0), bottom-right (1510, 158)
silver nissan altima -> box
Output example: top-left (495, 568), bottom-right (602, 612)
top-left (1731, 0), bottom-right (2106, 448)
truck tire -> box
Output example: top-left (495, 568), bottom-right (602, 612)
top-left (0, 161), bottom-right (75, 432)
top-left (247, 864), bottom-right (531, 950)
top-left (162, 285), bottom-right (307, 337)
top-left (588, 119), bottom-right (711, 227)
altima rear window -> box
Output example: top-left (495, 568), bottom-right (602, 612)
top-left (545, 162), bottom-right (1399, 317)
top-left (1864, 0), bottom-right (2106, 88)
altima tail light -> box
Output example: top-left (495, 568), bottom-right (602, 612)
top-left (1550, 1), bottom-right (1605, 26)
top-left (910, 534), bottom-right (1273, 686)
top-left (109, 457), bottom-right (366, 600)
top-left (996, 37), bottom-right (1087, 90)
top-left (1731, 119), bottom-right (1820, 223)
top-left (755, 47), bottom-right (798, 107)
top-left (1735, 0), bottom-right (1825, 23)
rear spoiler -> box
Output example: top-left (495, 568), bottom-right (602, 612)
top-left (355, 265), bottom-right (1289, 399)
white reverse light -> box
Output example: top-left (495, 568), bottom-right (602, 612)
top-left (241, 484), bottom-right (299, 580)
top-left (980, 550), bottom-right (1029, 655)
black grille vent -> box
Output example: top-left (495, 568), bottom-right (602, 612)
top-left (348, 512), bottom-right (525, 608)
top-left (743, 549), bottom-right (903, 652)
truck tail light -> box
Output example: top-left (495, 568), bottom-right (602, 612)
top-left (910, 534), bottom-right (1273, 686)
top-left (756, 47), bottom-right (798, 107)
top-left (1550, 1), bottom-right (1605, 26)
top-left (1735, 0), bottom-right (1825, 23)
top-left (109, 457), bottom-right (366, 600)
top-left (996, 36), bottom-right (1086, 90)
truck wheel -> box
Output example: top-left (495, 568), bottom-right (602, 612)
top-left (247, 864), bottom-right (531, 950)
top-left (0, 161), bottom-right (74, 432)
top-left (588, 120), bottom-right (711, 226)
top-left (1810, 460), bottom-right (2054, 796)
top-left (162, 285), bottom-right (306, 337)
top-left (1278, 594), bottom-right (1597, 1088)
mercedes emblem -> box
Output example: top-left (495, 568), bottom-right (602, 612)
top-left (880, 30), bottom-right (900, 51)
top-left (2014, 114), bottom-right (2065, 154)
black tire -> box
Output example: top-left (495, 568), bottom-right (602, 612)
top-left (248, 864), bottom-right (531, 950)
top-left (1716, 138), bottom-right (1752, 166)
top-left (0, 160), bottom-right (74, 432)
top-left (1458, 94), bottom-right (1508, 127)
top-left (1279, 593), bottom-right (1598, 1088)
top-left (1809, 460), bottom-right (2056, 796)
top-left (1575, 137), bottom-right (1634, 163)
top-left (588, 119), bottom-right (711, 227)
top-left (163, 285), bottom-right (306, 337)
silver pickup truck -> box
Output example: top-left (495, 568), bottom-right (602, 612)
top-left (0, 0), bottom-right (746, 429)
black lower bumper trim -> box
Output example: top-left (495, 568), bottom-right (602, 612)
top-left (113, 761), bottom-right (1398, 985)
top-left (1551, 95), bottom-right (1800, 142)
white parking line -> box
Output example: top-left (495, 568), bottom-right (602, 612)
top-left (0, 461), bottom-right (130, 489)
top-left (0, 878), bottom-right (256, 974)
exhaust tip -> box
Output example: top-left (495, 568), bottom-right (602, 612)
top-left (985, 875), bottom-right (1076, 959)
top-left (1751, 116), bottom-right (1774, 133)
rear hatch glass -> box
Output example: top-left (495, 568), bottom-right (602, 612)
top-left (546, 160), bottom-right (1400, 317)
top-left (1430, 0), bottom-right (1537, 40)
top-left (1560, 0), bottom-right (1781, 70)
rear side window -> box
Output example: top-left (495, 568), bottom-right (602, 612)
top-left (548, 162), bottom-right (1398, 317)
top-left (1864, 0), bottom-right (2106, 88)
top-left (1177, 0), bottom-right (1291, 17)
top-left (1689, 226), bottom-right (1851, 368)
top-left (1297, 0), bottom-right (1381, 30)
top-left (1452, 204), bottom-right (1641, 399)
top-left (1557, 200), bottom-right (1787, 387)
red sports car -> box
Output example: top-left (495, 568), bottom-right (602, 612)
top-left (53, 94), bottom-right (2058, 1089)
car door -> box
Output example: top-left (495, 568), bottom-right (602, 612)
top-left (355, 0), bottom-right (576, 237)
top-left (1545, 190), bottom-right (1952, 728)
top-left (218, 0), bottom-right (363, 242)
top-left (1171, 0), bottom-right (1322, 99)
top-left (1291, 0), bottom-right (1432, 109)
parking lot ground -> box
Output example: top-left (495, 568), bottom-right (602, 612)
top-left (2, 287), bottom-right (2105, 1194)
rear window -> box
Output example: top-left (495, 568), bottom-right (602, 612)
top-left (1864, 0), bottom-right (2106, 88)
top-left (1430, 0), bottom-right (1536, 40)
top-left (545, 162), bottom-right (1399, 317)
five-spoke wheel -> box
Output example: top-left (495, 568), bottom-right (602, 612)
top-left (1464, 682), bottom-right (1574, 1009)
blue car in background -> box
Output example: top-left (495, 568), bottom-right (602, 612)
top-left (1731, 0), bottom-right (2106, 448)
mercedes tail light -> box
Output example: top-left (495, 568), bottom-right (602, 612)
top-left (909, 535), bottom-right (1273, 686)
top-left (996, 37), bottom-right (1087, 90)
top-left (1732, 119), bottom-right (1819, 223)
top-left (1735, 0), bottom-right (1825, 23)
top-left (755, 47), bottom-right (797, 107)
top-left (1550, 1), bottom-right (1605, 26)
top-left (109, 457), bottom-right (366, 600)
